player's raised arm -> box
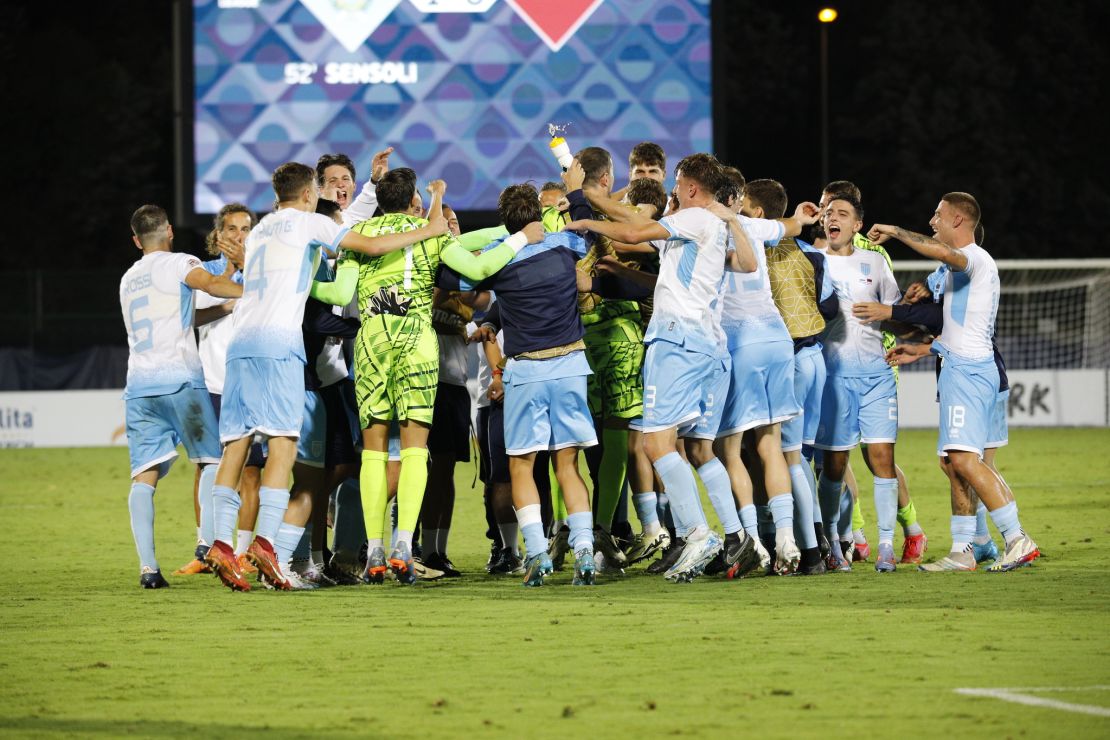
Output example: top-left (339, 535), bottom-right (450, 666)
top-left (563, 218), bottom-right (668, 245)
top-left (185, 266), bottom-right (242, 299)
top-left (867, 224), bottom-right (969, 270)
top-left (440, 221), bottom-right (545, 282)
top-left (776, 201), bottom-right (821, 238)
top-left (338, 212), bottom-right (448, 257)
top-left (704, 201), bottom-right (757, 273)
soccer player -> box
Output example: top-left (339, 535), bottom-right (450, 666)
top-left (316, 147), bottom-right (393, 225)
top-left (872, 197), bottom-right (1039, 572)
top-left (714, 177), bottom-right (816, 575)
top-left (760, 181), bottom-right (841, 572)
top-left (813, 195), bottom-right (904, 572)
top-left (440, 182), bottom-right (599, 586)
top-left (310, 172), bottom-right (536, 585)
top-left (203, 162), bottom-right (446, 592)
top-left (819, 181), bottom-right (928, 564)
top-left (173, 203), bottom-right (257, 577)
top-left (539, 181), bottom-right (567, 209)
top-left (569, 153), bottom-right (820, 582)
top-left (121, 205), bottom-right (242, 588)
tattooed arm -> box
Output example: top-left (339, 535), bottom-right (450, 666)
top-left (866, 224), bottom-right (969, 270)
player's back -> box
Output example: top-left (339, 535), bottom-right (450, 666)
top-left (119, 251), bottom-right (205, 400)
top-left (348, 212), bottom-right (447, 324)
top-left (649, 206), bottom-right (728, 357)
top-left (822, 248), bottom-right (900, 376)
top-left (719, 215), bottom-right (790, 347)
top-left (229, 207), bottom-right (346, 363)
top-left (767, 237), bottom-right (827, 341)
top-left (939, 242), bottom-right (999, 360)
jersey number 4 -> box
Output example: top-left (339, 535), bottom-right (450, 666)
top-left (244, 244), bottom-right (269, 299)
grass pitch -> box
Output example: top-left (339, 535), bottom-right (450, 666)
top-left (2, 428), bottom-right (1109, 738)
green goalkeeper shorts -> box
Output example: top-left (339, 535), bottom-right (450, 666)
top-left (354, 315), bottom-right (439, 427)
top-left (583, 317), bottom-right (645, 420)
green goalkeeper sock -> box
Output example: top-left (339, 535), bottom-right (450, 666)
top-left (851, 498), bottom-right (865, 531)
top-left (596, 428), bottom-right (629, 529)
top-left (396, 447), bottom-right (430, 544)
top-left (359, 449), bottom-right (389, 544)
top-left (898, 501), bottom-right (923, 536)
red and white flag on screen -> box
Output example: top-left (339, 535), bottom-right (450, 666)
top-left (504, 0), bottom-right (605, 52)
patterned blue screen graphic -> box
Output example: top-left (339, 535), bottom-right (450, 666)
top-left (193, 0), bottom-right (711, 213)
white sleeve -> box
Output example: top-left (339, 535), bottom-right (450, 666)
top-left (659, 208), bottom-right (701, 241)
top-left (195, 291), bottom-right (228, 310)
top-left (311, 213), bottom-right (350, 252)
top-left (878, 257), bottom-right (901, 305)
top-left (343, 180), bottom-right (378, 227)
top-left (173, 253), bottom-right (202, 284)
top-left (961, 246), bottom-right (983, 276)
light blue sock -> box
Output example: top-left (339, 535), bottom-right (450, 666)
top-left (332, 479), bottom-right (366, 553)
top-left (567, 511), bottom-right (594, 553)
top-left (293, 523), bottom-right (312, 561)
top-left (197, 464), bottom-right (217, 547)
top-left (838, 485), bottom-right (853, 540)
top-left (632, 492), bottom-right (659, 528)
top-left (516, 503), bottom-right (547, 558)
top-left (256, 486), bottom-right (290, 545)
top-left (988, 501), bottom-right (1024, 544)
top-left (974, 501), bottom-right (991, 541)
top-left (739, 504), bottom-right (758, 540)
top-left (128, 482), bottom-right (157, 570)
top-left (788, 464), bottom-right (817, 548)
top-left (653, 452), bottom-right (705, 537)
top-left (698, 459), bottom-right (741, 534)
top-left (212, 484), bottom-right (240, 545)
top-left (817, 475), bottom-right (842, 540)
top-left (951, 515), bottom-right (976, 552)
top-left (873, 477), bottom-right (898, 544)
top-left (768, 493), bottom-right (794, 534)
top-left (275, 522), bottom-right (304, 565)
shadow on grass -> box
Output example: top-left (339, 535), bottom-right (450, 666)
top-left (0, 716), bottom-right (378, 738)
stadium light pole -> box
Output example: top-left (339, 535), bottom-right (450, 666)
top-left (819, 8), bottom-right (838, 187)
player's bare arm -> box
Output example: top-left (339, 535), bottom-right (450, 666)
top-left (868, 224), bottom-right (969, 270)
top-left (705, 200), bottom-right (756, 273)
top-left (563, 218), bottom-right (667, 245)
top-left (776, 201), bottom-right (821, 238)
top-left (185, 267), bottom-right (242, 299)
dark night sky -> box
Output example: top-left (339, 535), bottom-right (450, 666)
top-left (2, 0), bottom-right (1107, 277)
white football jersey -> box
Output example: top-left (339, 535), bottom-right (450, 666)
top-left (720, 215), bottom-right (791, 348)
top-left (645, 206), bottom-right (727, 357)
top-left (822, 247), bottom-right (901, 376)
top-left (196, 290), bottom-right (233, 395)
top-left (937, 243), bottom-right (999, 361)
top-left (227, 208), bottom-right (348, 363)
top-left (120, 251), bottom-right (205, 399)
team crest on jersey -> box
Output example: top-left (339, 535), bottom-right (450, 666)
top-left (367, 285), bottom-right (412, 317)
top-left (860, 263), bottom-right (871, 275)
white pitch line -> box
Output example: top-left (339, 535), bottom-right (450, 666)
top-left (955, 688), bottom-right (1110, 718)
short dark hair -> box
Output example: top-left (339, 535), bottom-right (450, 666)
top-left (130, 205), bottom-right (169, 245)
top-left (974, 222), bottom-right (985, 245)
top-left (629, 141), bottom-right (666, 170)
top-left (499, 183), bottom-right (543, 234)
top-left (574, 146), bottom-right (612, 186)
top-left (315, 198), bottom-right (342, 222)
top-left (315, 153), bottom-right (356, 186)
top-left (744, 179), bottom-right (788, 219)
top-left (540, 181), bottom-right (567, 194)
top-left (715, 165), bottom-right (745, 206)
top-left (676, 153), bottom-right (725, 195)
top-left (627, 178), bottom-right (668, 220)
top-left (823, 179), bottom-right (861, 202)
top-left (943, 191), bottom-right (981, 227)
top-left (376, 168), bottom-right (418, 213)
top-left (827, 194), bottom-right (864, 222)
top-left (205, 203), bottom-right (255, 256)
top-left (273, 162), bottom-right (317, 203)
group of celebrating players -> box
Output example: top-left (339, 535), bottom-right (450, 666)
top-left (119, 136), bottom-right (1041, 591)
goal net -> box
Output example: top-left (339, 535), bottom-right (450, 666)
top-left (890, 259), bottom-right (1110, 372)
